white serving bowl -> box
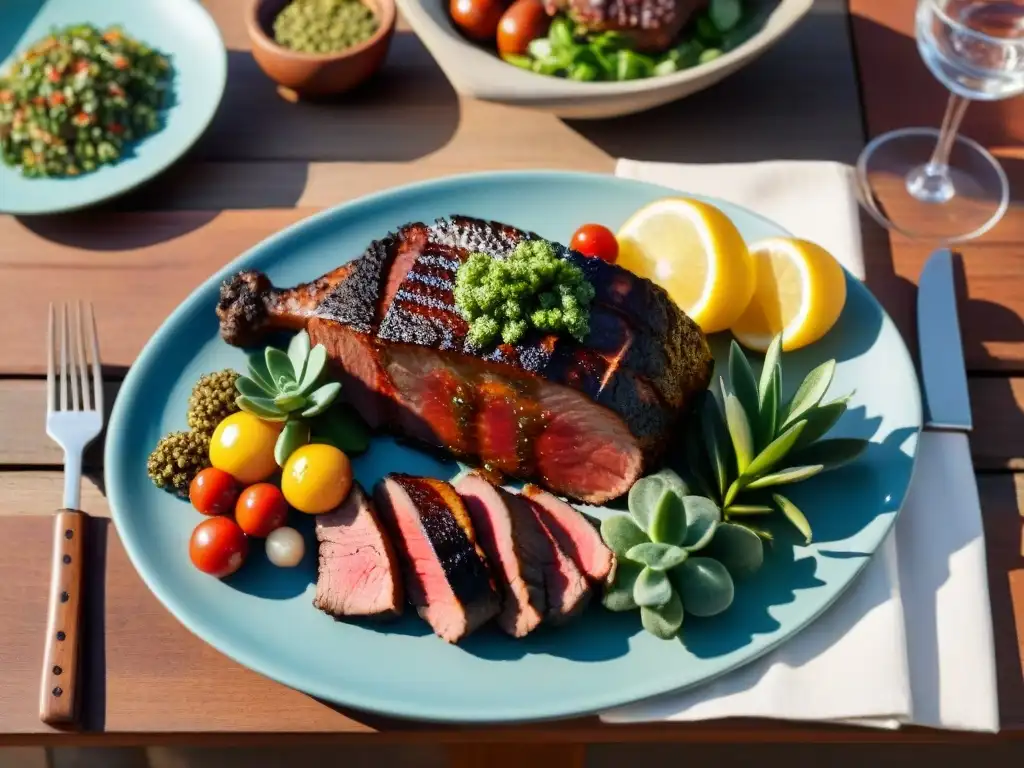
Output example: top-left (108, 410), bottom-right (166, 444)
top-left (395, 0), bottom-right (813, 119)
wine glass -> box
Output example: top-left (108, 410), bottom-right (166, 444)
top-left (856, 0), bottom-right (1024, 243)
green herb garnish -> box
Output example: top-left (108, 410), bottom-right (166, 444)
top-left (273, 0), bottom-right (380, 54)
top-left (453, 239), bottom-right (595, 348)
top-left (0, 24), bottom-right (172, 179)
top-left (503, 0), bottom-right (757, 82)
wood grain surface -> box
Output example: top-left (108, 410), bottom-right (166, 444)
top-left (0, 0), bottom-right (1022, 747)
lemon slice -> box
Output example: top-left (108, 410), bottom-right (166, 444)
top-left (730, 237), bottom-right (847, 353)
top-left (615, 197), bottom-right (755, 333)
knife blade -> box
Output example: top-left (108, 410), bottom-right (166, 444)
top-left (917, 248), bottom-right (972, 431)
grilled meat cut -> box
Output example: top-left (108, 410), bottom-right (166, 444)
top-left (373, 473), bottom-right (500, 643)
top-left (523, 484), bottom-right (616, 585)
top-left (216, 216), bottom-right (713, 505)
top-left (454, 470), bottom-right (547, 637)
top-left (517, 492), bottom-right (592, 623)
top-left (313, 483), bottom-right (404, 620)
top-left (541, 0), bottom-right (709, 52)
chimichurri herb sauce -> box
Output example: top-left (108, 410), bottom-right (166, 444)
top-left (0, 24), bottom-right (172, 179)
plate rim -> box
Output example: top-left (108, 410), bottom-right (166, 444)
top-left (0, 0), bottom-right (228, 216)
top-left (104, 168), bottom-right (924, 723)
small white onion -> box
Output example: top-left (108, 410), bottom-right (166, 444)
top-left (266, 526), bottom-right (305, 568)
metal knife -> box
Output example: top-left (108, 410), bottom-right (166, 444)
top-left (917, 248), bottom-right (972, 431)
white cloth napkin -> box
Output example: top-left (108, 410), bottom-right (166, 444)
top-left (601, 159), bottom-right (999, 732)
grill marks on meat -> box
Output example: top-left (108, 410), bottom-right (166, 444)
top-left (313, 483), bottom-right (403, 620)
top-left (216, 215), bottom-right (713, 505)
top-left (373, 474), bottom-right (500, 643)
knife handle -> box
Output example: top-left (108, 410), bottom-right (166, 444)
top-left (39, 509), bottom-right (86, 726)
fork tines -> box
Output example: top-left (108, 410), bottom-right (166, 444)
top-left (47, 302), bottom-right (103, 414)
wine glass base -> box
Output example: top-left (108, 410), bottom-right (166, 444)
top-left (855, 127), bottom-right (1009, 243)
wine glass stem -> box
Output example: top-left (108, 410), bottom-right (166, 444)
top-left (906, 93), bottom-right (972, 204)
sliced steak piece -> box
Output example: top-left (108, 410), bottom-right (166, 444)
top-left (509, 492), bottom-right (592, 623)
top-left (312, 483), bottom-right (403, 620)
top-left (373, 473), bottom-right (500, 643)
top-left (523, 484), bottom-right (616, 585)
top-left (454, 470), bottom-right (546, 637)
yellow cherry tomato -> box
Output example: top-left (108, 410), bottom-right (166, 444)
top-left (281, 443), bottom-right (353, 514)
top-left (209, 412), bottom-right (282, 485)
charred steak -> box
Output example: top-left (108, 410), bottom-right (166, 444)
top-left (216, 216), bottom-right (713, 505)
top-left (373, 473), bottom-right (501, 643)
top-left (313, 483), bottom-right (404, 620)
top-left (523, 484), bottom-right (616, 585)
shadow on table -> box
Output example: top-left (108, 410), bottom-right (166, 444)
top-left (13, 210), bottom-right (220, 251)
top-left (82, 516), bottom-right (110, 733)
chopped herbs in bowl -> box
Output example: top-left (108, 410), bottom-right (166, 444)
top-left (273, 0), bottom-right (381, 54)
top-left (0, 23), bottom-right (173, 179)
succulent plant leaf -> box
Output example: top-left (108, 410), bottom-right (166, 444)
top-left (274, 393), bottom-right (307, 411)
top-left (684, 423), bottom-right (718, 501)
top-left (602, 561), bottom-right (643, 611)
top-left (703, 522), bottom-right (764, 578)
top-left (781, 359), bottom-right (836, 429)
top-left (641, 591), bottom-right (684, 639)
top-left (287, 330), bottom-right (312, 382)
top-left (601, 514), bottom-right (650, 558)
top-left (722, 382), bottom-right (754, 475)
top-left (790, 437), bottom-right (869, 471)
top-left (669, 557), bottom-right (735, 617)
top-left (300, 381), bottom-right (342, 418)
top-left (789, 395), bottom-right (851, 451)
top-left (628, 469), bottom-right (687, 532)
top-left (773, 493), bottom-right (812, 543)
top-left (625, 542), bottom-right (689, 571)
top-left (633, 566), bottom-right (673, 608)
top-left (700, 392), bottom-right (730, 499)
top-left (274, 419), bottom-right (311, 466)
top-left (724, 504), bottom-right (775, 516)
top-left (265, 347), bottom-right (295, 387)
top-left (739, 523), bottom-right (774, 542)
top-left (236, 395), bottom-right (289, 421)
top-left (297, 344), bottom-right (328, 395)
top-left (757, 363), bottom-right (780, 451)
top-left (681, 495), bottom-right (721, 550)
top-left (648, 488), bottom-right (688, 545)
top-left (245, 353), bottom-right (277, 394)
top-left (741, 419), bottom-right (807, 481)
top-left (728, 341), bottom-right (761, 423)
top-left (744, 464), bottom-right (824, 490)
top-left (758, 334), bottom-right (783, 407)
top-left (310, 403), bottom-right (370, 456)
top-left (235, 375), bottom-right (270, 400)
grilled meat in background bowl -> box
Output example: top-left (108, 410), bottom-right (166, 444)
top-left (396, 0), bottom-right (811, 118)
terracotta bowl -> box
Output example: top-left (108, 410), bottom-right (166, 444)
top-left (247, 0), bottom-right (396, 98)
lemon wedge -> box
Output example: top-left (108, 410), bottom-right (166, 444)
top-left (730, 237), bottom-right (847, 353)
top-left (615, 197), bottom-right (755, 333)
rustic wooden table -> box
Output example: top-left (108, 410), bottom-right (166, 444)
top-left (1, 0), bottom-right (1022, 761)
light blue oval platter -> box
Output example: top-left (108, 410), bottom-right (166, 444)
top-left (0, 0), bottom-right (226, 215)
top-left (105, 171), bottom-right (922, 724)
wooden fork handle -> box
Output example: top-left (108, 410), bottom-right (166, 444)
top-left (39, 509), bottom-right (86, 726)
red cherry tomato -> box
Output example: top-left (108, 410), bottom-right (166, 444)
top-left (497, 0), bottom-right (550, 57)
top-left (189, 467), bottom-right (239, 516)
top-left (450, 0), bottom-right (508, 42)
top-left (189, 517), bottom-right (248, 578)
top-left (570, 224), bottom-right (619, 263)
top-left (234, 483), bottom-right (289, 538)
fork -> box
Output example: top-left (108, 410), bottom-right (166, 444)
top-left (41, 302), bottom-right (103, 726)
